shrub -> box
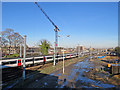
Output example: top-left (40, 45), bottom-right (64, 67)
top-left (4, 54), bottom-right (20, 58)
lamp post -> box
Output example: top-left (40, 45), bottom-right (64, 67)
top-left (53, 42), bottom-right (56, 66)
top-left (23, 35), bottom-right (26, 80)
top-left (58, 35), bottom-right (70, 74)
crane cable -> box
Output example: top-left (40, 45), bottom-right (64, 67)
top-left (34, 2), bottom-right (60, 30)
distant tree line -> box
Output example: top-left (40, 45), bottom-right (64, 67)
top-left (0, 28), bottom-right (24, 55)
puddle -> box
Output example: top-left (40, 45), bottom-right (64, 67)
top-left (50, 57), bottom-right (115, 88)
top-left (57, 73), bottom-right (61, 76)
top-left (85, 70), bottom-right (89, 72)
top-left (55, 86), bottom-right (58, 88)
top-left (44, 82), bottom-right (47, 85)
top-left (75, 71), bottom-right (115, 88)
top-left (36, 80), bottom-right (38, 82)
top-left (67, 68), bottom-right (79, 80)
top-left (67, 59), bottom-right (93, 80)
top-left (49, 73), bottom-right (54, 76)
top-left (68, 59), bottom-right (115, 88)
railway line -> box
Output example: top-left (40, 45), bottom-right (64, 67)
top-left (2, 67), bottom-right (23, 83)
top-left (1, 53), bottom-right (78, 69)
top-left (2, 52), bottom-right (100, 85)
top-left (2, 53), bottom-right (78, 85)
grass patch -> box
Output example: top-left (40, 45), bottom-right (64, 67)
top-left (4, 53), bottom-right (20, 58)
top-left (39, 57), bottom-right (84, 74)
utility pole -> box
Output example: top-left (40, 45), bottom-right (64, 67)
top-left (23, 35), bottom-right (26, 80)
top-left (20, 44), bottom-right (22, 57)
top-left (63, 49), bottom-right (65, 74)
top-left (58, 35), bottom-right (70, 74)
top-left (54, 28), bottom-right (60, 65)
top-left (54, 42), bottom-right (56, 66)
top-left (54, 29), bottom-right (57, 65)
top-left (62, 37), bottom-right (64, 74)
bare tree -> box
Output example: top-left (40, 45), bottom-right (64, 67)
top-left (13, 32), bottom-right (24, 53)
top-left (1, 28), bottom-right (24, 56)
top-left (2, 28), bottom-right (14, 55)
top-left (0, 36), bottom-right (8, 47)
top-left (11, 32), bottom-right (23, 53)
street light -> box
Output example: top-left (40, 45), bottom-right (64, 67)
top-left (58, 35), bottom-right (70, 74)
top-left (23, 35), bottom-right (26, 80)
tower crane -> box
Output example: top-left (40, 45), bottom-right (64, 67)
top-left (34, 2), bottom-right (60, 65)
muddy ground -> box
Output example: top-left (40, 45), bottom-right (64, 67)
top-left (13, 56), bottom-right (120, 88)
top-left (85, 56), bottom-right (120, 87)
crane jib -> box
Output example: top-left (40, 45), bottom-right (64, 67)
top-left (34, 2), bottom-right (59, 30)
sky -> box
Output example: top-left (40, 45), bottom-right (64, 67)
top-left (2, 2), bottom-right (118, 48)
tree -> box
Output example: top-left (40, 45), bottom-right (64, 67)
top-left (0, 36), bottom-right (8, 47)
top-left (38, 39), bottom-right (51, 55)
top-left (1, 28), bottom-right (24, 55)
top-left (1, 28), bottom-right (14, 55)
top-left (11, 32), bottom-right (24, 53)
top-left (0, 35), bottom-right (8, 55)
